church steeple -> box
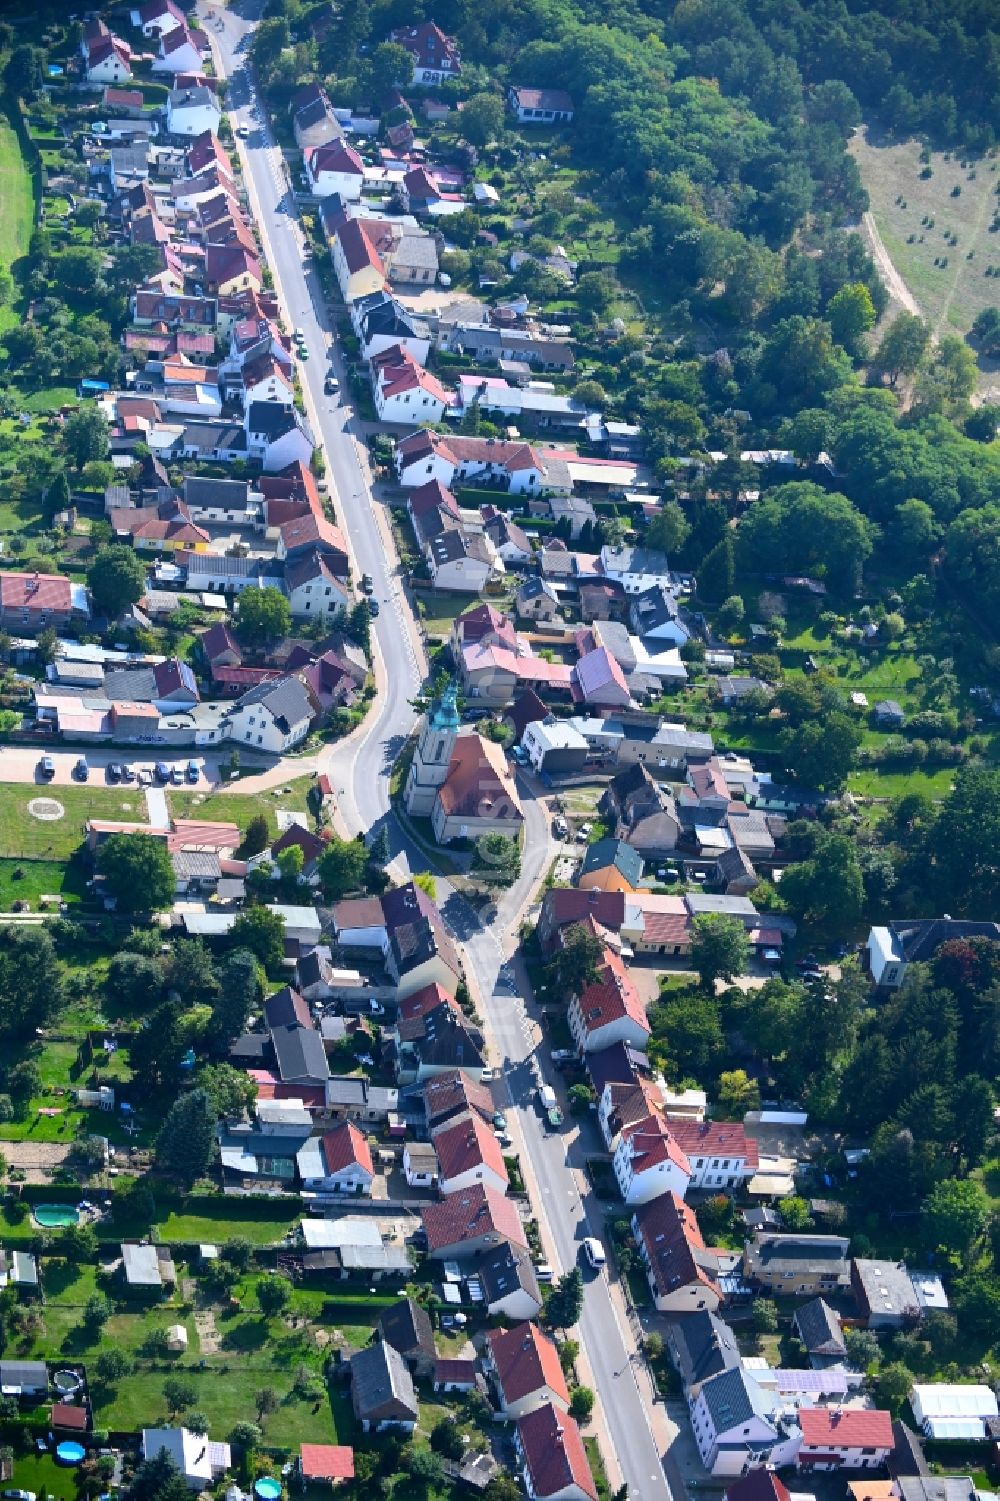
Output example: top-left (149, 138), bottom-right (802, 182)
top-left (403, 678), bottom-right (460, 816)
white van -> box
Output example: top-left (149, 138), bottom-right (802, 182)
top-left (583, 1237), bottom-right (606, 1269)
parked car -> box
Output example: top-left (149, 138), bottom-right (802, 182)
top-left (324, 376), bottom-right (339, 394)
top-left (533, 1262), bottom-right (554, 1282)
top-left (492, 1112), bottom-right (507, 1130)
top-left (575, 822), bottom-right (592, 843)
top-left (440, 1313), bottom-right (467, 1329)
top-left (154, 762), bottom-right (171, 782)
top-left (37, 756), bottom-right (55, 780)
top-left (106, 762), bottom-right (123, 783)
top-left (582, 1236), bottom-right (606, 1269)
top-left (369, 599), bottom-right (380, 617)
top-left (170, 766), bottom-right (184, 785)
top-left (360, 573), bottom-right (374, 593)
top-left (553, 816), bottom-right (568, 837)
top-left (186, 760), bottom-right (200, 783)
top-left (73, 757), bottom-right (89, 782)
top-left (138, 767), bottom-right (153, 786)
top-left (120, 763), bottom-right (136, 783)
top-left (551, 1048), bottom-right (574, 1065)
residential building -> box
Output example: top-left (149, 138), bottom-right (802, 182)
top-left (245, 401), bottom-right (313, 470)
top-left (478, 1242), bottom-right (543, 1322)
top-left (866, 919), bottom-right (1000, 990)
top-left (515, 1403), bottom-right (597, 1501)
top-left (224, 677), bottom-right (314, 754)
top-left (432, 1112), bottom-right (509, 1196)
top-left (376, 1299), bottom-right (435, 1371)
top-left (402, 1141), bottom-right (438, 1188)
top-left (354, 291), bottom-right (432, 364)
top-left (330, 218), bottom-right (387, 304)
top-left (571, 647), bottom-right (633, 709)
top-left (797, 1408), bottom-right (894, 1470)
top-left (85, 33), bottom-right (133, 84)
top-left (350, 1341), bottom-right (418, 1433)
top-left (296, 1123), bottom-right (374, 1194)
top-left (485, 1324), bottom-right (570, 1419)
top-left (152, 24), bottom-right (204, 75)
top-left (422, 1069), bottom-right (495, 1131)
top-left (690, 1366), bottom-right (800, 1476)
top-left (600, 545), bottom-right (673, 595)
top-left (122, 1242), bottom-right (177, 1293)
top-left (389, 22), bottom-right (461, 85)
top-left (516, 575), bottom-right (560, 621)
top-left (567, 946), bottom-right (650, 1053)
top-left (744, 1232), bottom-right (852, 1296)
top-left (667, 1120), bottom-right (758, 1191)
top-left (304, 141), bottom-right (365, 199)
top-left (0, 572), bottom-right (89, 634)
top-left (372, 345), bottom-right (451, 425)
top-left (509, 86), bottom-right (575, 124)
top-left (852, 1259), bottom-right (922, 1329)
top-left (141, 1428), bottom-right (231, 1490)
top-left (421, 1183), bottom-right (527, 1259)
top-left (521, 717), bottom-right (589, 775)
top-left (0, 1361), bottom-right (47, 1396)
top-left (131, 0), bottom-right (185, 38)
top-left (395, 429), bottom-right (546, 494)
top-left (668, 1310), bottom-right (741, 1396)
top-left (629, 584), bottom-right (690, 646)
top-left (602, 764), bottom-right (681, 860)
top-left (167, 86), bottom-right (220, 136)
top-left (578, 838), bottom-right (643, 893)
top-left (613, 1115), bottom-right (692, 1205)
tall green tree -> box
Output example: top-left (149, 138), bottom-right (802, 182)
top-left (87, 544), bottom-right (147, 618)
top-left (690, 914), bottom-right (750, 991)
top-left (236, 587), bottom-right (291, 647)
top-left (317, 837), bottom-right (368, 899)
top-left (208, 949), bottom-right (264, 1052)
top-left (230, 907), bottom-right (286, 970)
top-left (923, 1178), bottom-right (990, 1265)
top-left (0, 927), bottom-right (64, 1041)
top-left (98, 834), bottom-right (174, 912)
top-left (62, 407), bottom-right (109, 471)
top-left (156, 1089), bottom-right (217, 1185)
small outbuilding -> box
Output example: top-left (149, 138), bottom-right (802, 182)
top-left (166, 1324), bottom-right (189, 1352)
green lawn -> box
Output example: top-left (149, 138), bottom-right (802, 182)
top-left (0, 855), bottom-right (86, 909)
top-left (167, 776), bottom-right (313, 840)
top-left (17, 1257), bottom-right (351, 1446)
top-left (0, 108), bottom-right (34, 276)
top-left (413, 590), bottom-right (487, 638)
top-left (0, 782), bottom-right (148, 860)
top-left (11, 1451), bottom-right (81, 1501)
top-left (154, 1196), bottom-right (301, 1246)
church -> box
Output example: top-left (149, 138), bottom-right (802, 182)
top-left (404, 682), bottom-right (525, 846)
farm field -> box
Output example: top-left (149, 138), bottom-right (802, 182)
top-left (850, 130), bottom-right (1000, 351)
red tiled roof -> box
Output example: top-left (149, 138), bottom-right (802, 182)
top-left (488, 1324), bottom-right (569, 1407)
top-left (620, 1113), bottom-right (692, 1178)
top-left (634, 1191), bottom-right (721, 1302)
top-left (307, 140), bottom-right (364, 177)
top-left (320, 1121), bottom-right (373, 1178)
top-left (432, 1112), bottom-right (508, 1189)
top-left (668, 1119), bottom-right (759, 1170)
top-left (390, 21), bottom-right (461, 73)
top-left (517, 1403), bottom-right (597, 1501)
top-left (421, 1184), bottom-right (526, 1253)
top-left (799, 1409), bottom-right (893, 1451)
top-left (336, 218), bottom-right (385, 278)
top-left (51, 1404), bottom-right (88, 1430)
top-left (299, 1444), bottom-right (354, 1482)
top-left (574, 947), bottom-right (649, 1036)
top-left (0, 572), bottom-right (73, 612)
top-left (422, 1069), bottom-right (495, 1125)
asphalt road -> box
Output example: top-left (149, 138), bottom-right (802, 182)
top-left (203, 9), bottom-right (674, 1494)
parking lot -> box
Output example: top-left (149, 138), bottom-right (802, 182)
top-left (0, 746), bottom-right (223, 788)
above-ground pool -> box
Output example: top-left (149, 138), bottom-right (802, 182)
top-left (33, 1205), bottom-right (81, 1228)
top-left (254, 1479), bottom-right (281, 1499)
top-left (56, 1443), bottom-right (86, 1465)
top-left (53, 1370), bottom-right (84, 1396)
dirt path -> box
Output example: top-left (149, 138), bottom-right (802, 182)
top-left (2, 1141), bottom-right (72, 1181)
top-left (862, 211), bottom-right (921, 316)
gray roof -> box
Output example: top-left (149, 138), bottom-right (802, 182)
top-left (853, 1258), bottom-right (921, 1321)
top-left (898, 1482), bottom-right (978, 1501)
top-left (351, 1340), bottom-right (418, 1422)
top-left (376, 1298), bottom-right (435, 1361)
top-left (670, 1312), bottom-right (741, 1392)
top-left (630, 584), bottom-right (681, 633)
top-left (184, 476), bottom-right (250, 508)
top-left (234, 676), bottom-right (313, 732)
top-left (750, 1232), bottom-right (850, 1275)
top-left (0, 1360), bottom-right (47, 1388)
top-left (246, 400), bottom-right (299, 438)
top-left (271, 1024), bottom-right (330, 1084)
top-left (699, 1366), bottom-right (770, 1433)
top-left (793, 1298), bottom-right (846, 1355)
top-left (477, 1241), bottom-right (542, 1309)
top-left (105, 667), bottom-right (157, 701)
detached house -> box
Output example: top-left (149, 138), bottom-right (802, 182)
top-left (0, 572), bottom-right (89, 634)
top-left (291, 84), bottom-right (343, 150)
top-left (797, 1408), bottom-right (894, 1471)
top-left (167, 86), bottom-right (220, 137)
top-left (296, 1122), bottom-right (374, 1195)
top-left (350, 1341), bottom-right (418, 1434)
top-left (744, 1231), bottom-right (852, 1296)
top-left (567, 945), bottom-right (650, 1053)
top-left (152, 25), bottom-right (205, 75)
top-left (224, 676), bottom-right (314, 754)
top-left (509, 86), bottom-right (574, 124)
top-left (131, 0), bottom-right (185, 37)
top-left (390, 22), bottom-right (462, 85)
top-left (395, 429), bottom-right (546, 495)
top-left (305, 141), bottom-right (365, 200)
top-left (486, 1324), bottom-right (570, 1419)
top-left (372, 345), bottom-right (452, 425)
top-left (667, 1120), bottom-right (758, 1192)
top-left (85, 33), bottom-right (133, 85)
top-left (478, 1242), bottom-right (543, 1322)
top-left (432, 1112), bottom-right (509, 1196)
top-left (331, 219), bottom-right (387, 304)
top-left (633, 1193), bottom-right (724, 1314)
